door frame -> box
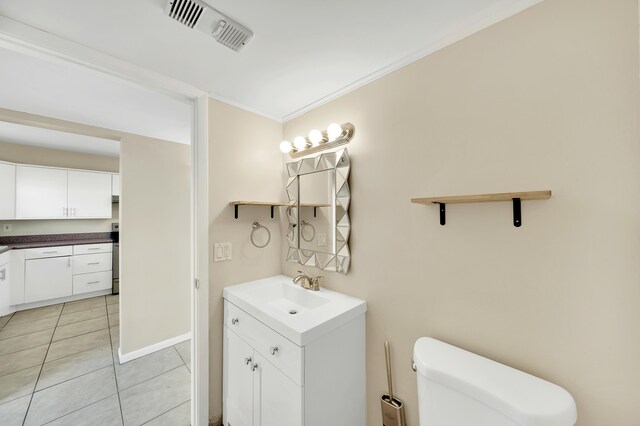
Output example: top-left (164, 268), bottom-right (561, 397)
top-left (0, 18), bottom-right (210, 426)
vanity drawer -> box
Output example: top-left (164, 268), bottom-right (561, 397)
top-left (73, 271), bottom-right (112, 295)
top-left (73, 253), bottom-right (112, 275)
top-left (225, 300), bottom-right (303, 386)
top-left (73, 243), bottom-right (112, 255)
top-left (24, 246), bottom-right (72, 259)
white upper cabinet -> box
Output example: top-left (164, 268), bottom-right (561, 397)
top-left (16, 166), bottom-right (68, 219)
top-left (0, 162), bottom-right (16, 219)
top-left (112, 174), bottom-right (120, 197)
top-left (68, 171), bottom-right (112, 218)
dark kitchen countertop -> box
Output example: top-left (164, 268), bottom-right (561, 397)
top-left (0, 232), bottom-right (115, 251)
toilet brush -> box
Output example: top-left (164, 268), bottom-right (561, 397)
top-left (381, 341), bottom-right (406, 426)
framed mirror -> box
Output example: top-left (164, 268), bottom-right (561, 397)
top-left (285, 148), bottom-right (351, 273)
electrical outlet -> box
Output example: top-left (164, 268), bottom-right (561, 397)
top-left (223, 242), bottom-right (232, 260)
top-left (317, 233), bottom-right (327, 246)
top-left (213, 243), bottom-right (225, 262)
top-left (2, 224), bottom-right (11, 233)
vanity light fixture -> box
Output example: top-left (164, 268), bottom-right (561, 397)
top-left (281, 122), bottom-right (355, 159)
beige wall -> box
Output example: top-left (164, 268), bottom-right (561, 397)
top-left (208, 99), bottom-right (283, 421)
top-left (282, 0), bottom-right (640, 424)
top-left (119, 135), bottom-right (191, 354)
top-left (0, 140), bottom-right (119, 236)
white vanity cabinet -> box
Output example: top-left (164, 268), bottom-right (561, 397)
top-left (0, 162), bottom-right (16, 219)
top-left (223, 297), bottom-right (365, 426)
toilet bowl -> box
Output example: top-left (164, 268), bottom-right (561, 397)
top-left (413, 338), bottom-right (577, 426)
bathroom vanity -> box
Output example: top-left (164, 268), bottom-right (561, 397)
top-left (223, 275), bottom-right (366, 426)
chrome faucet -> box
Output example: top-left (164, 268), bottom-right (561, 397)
top-left (293, 271), bottom-right (323, 291)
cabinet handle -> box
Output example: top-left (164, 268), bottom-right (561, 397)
top-left (0, 269), bottom-right (5, 282)
top-left (42, 251), bottom-right (58, 254)
top-left (244, 357), bottom-right (252, 365)
top-left (87, 281), bottom-right (100, 285)
top-left (63, 207), bottom-right (68, 216)
top-left (231, 318), bottom-right (239, 325)
top-left (68, 258), bottom-right (71, 268)
top-left (270, 346), bottom-right (279, 356)
top-left (251, 362), bottom-right (258, 372)
top-left (88, 262), bottom-right (100, 265)
top-left (88, 248), bottom-right (101, 251)
top-left (71, 208), bottom-right (76, 216)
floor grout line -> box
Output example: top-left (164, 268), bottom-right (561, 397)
top-left (106, 297), bottom-right (126, 426)
top-left (21, 299), bottom-right (66, 426)
top-left (140, 399), bottom-right (191, 425)
top-left (116, 363), bottom-right (187, 393)
top-left (40, 391), bottom-right (119, 426)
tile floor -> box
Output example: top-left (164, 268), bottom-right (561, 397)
top-left (0, 295), bottom-right (191, 426)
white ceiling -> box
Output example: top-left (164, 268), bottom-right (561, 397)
top-left (0, 47), bottom-right (192, 145)
top-left (0, 0), bottom-right (541, 121)
top-left (0, 121), bottom-right (121, 157)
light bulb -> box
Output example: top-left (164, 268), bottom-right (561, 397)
top-left (293, 136), bottom-right (307, 151)
top-left (279, 141), bottom-right (292, 153)
top-left (327, 123), bottom-right (343, 142)
top-left (308, 129), bottom-right (323, 146)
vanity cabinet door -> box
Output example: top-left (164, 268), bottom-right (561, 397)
top-left (224, 327), bottom-right (254, 426)
top-left (253, 352), bottom-right (303, 426)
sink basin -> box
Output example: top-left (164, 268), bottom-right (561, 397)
top-left (224, 275), bottom-right (366, 346)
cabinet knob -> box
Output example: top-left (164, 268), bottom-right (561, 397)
top-left (231, 318), bottom-right (239, 325)
top-left (251, 362), bottom-right (258, 372)
top-left (270, 346), bottom-right (278, 356)
top-left (244, 357), bottom-right (252, 365)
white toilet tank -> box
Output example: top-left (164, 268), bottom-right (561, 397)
top-left (413, 338), bottom-right (577, 426)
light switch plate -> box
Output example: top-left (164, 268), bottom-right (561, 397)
top-left (223, 242), bottom-right (232, 260)
top-left (2, 224), bottom-right (11, 232)
top-left (214, 243), bottom-right (225, 262)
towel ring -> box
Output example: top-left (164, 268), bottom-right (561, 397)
top-left (301, 220), bottom-right (316, 242)
top-left (251, 222), bottom-right (271, 248)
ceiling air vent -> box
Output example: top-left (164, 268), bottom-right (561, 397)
top-left (164, 0), bottom-right (253, 52)
top-left (165, 0), bottom-right (205, 29)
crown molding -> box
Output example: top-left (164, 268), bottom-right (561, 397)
top-left (282, 0), bottom-right (543, 122)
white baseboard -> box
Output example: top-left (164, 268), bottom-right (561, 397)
top-left (118, 332), bottom-right (191, 364)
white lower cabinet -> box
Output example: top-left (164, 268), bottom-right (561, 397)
top-left (223, 300), bottom-right (365, 426)
top-left (25, 256), bottom-right (72, 303)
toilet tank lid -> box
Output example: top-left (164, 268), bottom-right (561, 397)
top-left (413, 338), bottom-right (577, 426)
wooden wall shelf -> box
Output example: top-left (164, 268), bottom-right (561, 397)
top-left (411, 190), bottom-right (551, 227)
top-left (229, 201), bottom-right (331, 219)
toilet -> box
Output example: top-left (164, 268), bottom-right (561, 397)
top-left (413, 338), bottom-right (577, 426)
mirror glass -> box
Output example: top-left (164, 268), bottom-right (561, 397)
top-left (286, 148), bottom-right (350, 273)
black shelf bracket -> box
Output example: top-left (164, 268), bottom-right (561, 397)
top-left (233, 204), bottom-right (278, 219)
top-left (439, 203), bottom-right (446, 226)
top-left (513, 198), bottom-right (522, 227)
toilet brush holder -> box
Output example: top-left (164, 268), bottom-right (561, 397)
top-left (381, 394), bottom-right (406, 426)
top-left (381, 341), bottom-right (406, 426)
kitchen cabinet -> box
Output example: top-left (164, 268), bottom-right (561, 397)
top-left (68, 171), bottom-right (112, 218)
top-left (112, 174), bottom-right (120, 197)
top-left (16, 166), bottom-right (68, 219)
top-left (0, 252), bottom-right (11, 316)
top-left (223, 299), bottom-right (364, 426)
top-left (0, 162), bottom-right (16, 219)
top-left (25, 256), bottom-right (73, 303)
